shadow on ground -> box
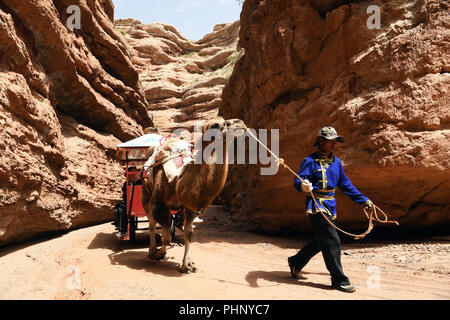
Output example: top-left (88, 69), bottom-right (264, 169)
top-left (245, 270), bottom-right (332, 291)
top-left (107, 250), bottom-right (183, 277)
top-left (87, 231), bottom-right (154, 252)
top-left (88, 230), bottom-right (187, 276)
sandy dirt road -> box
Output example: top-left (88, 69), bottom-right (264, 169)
top-left (0, 206), bottom-right (449, 300)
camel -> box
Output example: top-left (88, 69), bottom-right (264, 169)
top-left (141, 117), bottom-right (246, 273)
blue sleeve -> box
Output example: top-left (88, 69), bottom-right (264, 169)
top-left (294, 157), bottom-right (313, 193)
top-left (337, 160), bottom-right (368, 204)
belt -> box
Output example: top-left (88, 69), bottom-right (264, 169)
top-left (311, 190), bottom-right (335, 200)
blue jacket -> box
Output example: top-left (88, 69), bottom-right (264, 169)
top-left (294, 151), bottom-right (368, 219)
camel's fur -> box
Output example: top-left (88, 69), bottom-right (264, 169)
top-left (141, 117), bottom-right (246, 273)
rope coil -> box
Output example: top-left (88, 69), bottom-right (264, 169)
top-left (247, 129), bottom-right (399, 240)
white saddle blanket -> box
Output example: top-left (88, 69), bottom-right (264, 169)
top-left (144, 138), bottom-right (194, 183)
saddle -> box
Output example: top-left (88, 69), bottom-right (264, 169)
top-left (143, 137), bottom-right (194, 184)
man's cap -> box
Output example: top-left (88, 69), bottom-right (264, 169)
top-left (313, 126), bottom-right (345, 146)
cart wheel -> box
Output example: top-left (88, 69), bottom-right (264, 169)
top-left (129, 216), bottom-right (137, 242)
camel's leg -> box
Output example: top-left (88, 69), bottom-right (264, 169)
top-left (155, 225), bottom-right (171, 260)
top-left (142, 184), bottom-right (158, 259)
top-left (147, 214), bottom-right (158, 259)
top-left (179, 210), bottom-right (197, 273)
top-left (149, 202), bottom-right (171, 260)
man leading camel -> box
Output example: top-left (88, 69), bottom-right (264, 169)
top-left (288, 126), bottom-right (373, 293)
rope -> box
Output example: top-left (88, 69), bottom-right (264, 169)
top-left (246, 129), bottom-right (399, 240)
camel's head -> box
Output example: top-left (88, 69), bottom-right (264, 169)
top-left (204, 117), bottom-right (247, 137)
top-left (225, 118), bottom-right (247, 137)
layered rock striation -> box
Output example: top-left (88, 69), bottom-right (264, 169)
top-left (221, 0), bottom-right (450, 233)
top-left (0, 0), bottom-right (152, 245)
top-left (116, 18), bottom-right (241, 133)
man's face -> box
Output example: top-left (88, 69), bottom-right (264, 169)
top-left (318, 138), bottom-right (337, 154)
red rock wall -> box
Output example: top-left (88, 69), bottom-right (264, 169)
top-left (220, 0), bottom-right (450, 233)
top-left (0, 0), bottom-right (152, 245)
top-left (115, 18), bottom-right (241, 134)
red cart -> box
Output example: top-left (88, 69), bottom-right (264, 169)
top-left (115, 133), bottom-right (184, 241)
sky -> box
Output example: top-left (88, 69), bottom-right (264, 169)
top-left (112, 0), bottom-right (242, 41)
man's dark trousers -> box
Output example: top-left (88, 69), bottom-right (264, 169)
top-left (290, 213), bottom-right (350, 286)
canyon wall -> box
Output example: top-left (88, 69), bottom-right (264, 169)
top-left (220, 0), bottom-right (450, 233)
top-left (0, 0), bottom-right (152, 245)
top-left (1, 0), bottom-right (448, 246)
top-left (115, 18), bottom-right (241, 133)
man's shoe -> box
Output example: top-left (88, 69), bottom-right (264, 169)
top-left (288, 257), bottom-right (300, 279)
top-left (332, 283), bottom-right (356, 293)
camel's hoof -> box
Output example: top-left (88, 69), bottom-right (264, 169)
top-left (147, 249), bottom-right (166, 261)
top-left (178, 264), bottom-right (198, 273)
top-left (147, 253), bottom-right (159, 261)
top-left (178, 265), bottom-right (189, 273)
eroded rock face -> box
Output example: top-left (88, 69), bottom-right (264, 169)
top-left (221, 0), bottom-right (450, 233)
top-left (0, 0), bottom-right (152, 245)
top-left (116, 18), bottom-right (241, 133)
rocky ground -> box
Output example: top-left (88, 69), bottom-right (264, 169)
top-left (0, 205), bottom-right (448, 300)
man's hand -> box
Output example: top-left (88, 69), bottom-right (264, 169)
top-left (301, 179), bottom-right (313, 193)
top-left (363, 200), bottom-right (374, 209)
